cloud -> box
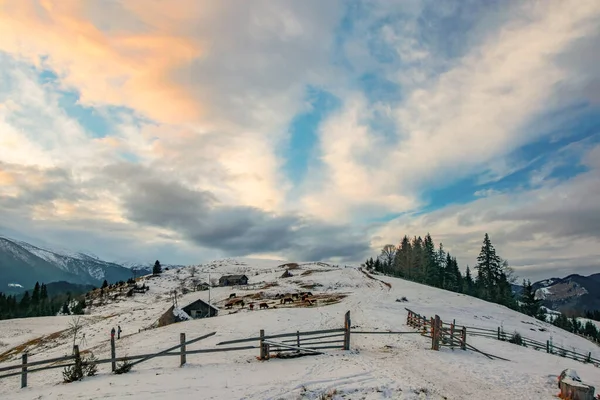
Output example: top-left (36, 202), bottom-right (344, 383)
top-left (105, 163), bottom-right (371, 261)
top-left (1, 0), bottom-right (599, 276)
top-left (374, 143), bottom-right (600, 281)
top-left (304, 0), bottom-right (600, 221)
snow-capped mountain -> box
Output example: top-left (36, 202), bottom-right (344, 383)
top-left (0, 235), bottom-right (138, 291)
top-left (532, 274), bottom-right (600, 314)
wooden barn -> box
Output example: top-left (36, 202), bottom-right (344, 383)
top-left (182, 299), bottom-right (219, 319)
top-left (219, 274), bottom-right (249, 286)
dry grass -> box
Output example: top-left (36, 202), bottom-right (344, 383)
top-left (278, 263), bottom-right (300, 270)
top-left (261, 282), bottom-right (280, 289)
top-left (0, 328), bottom-right (70, 363)
top-left (299, 283), bottom-right (323, 290)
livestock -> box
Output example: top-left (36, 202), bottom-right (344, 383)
top-left (229, 293), bottom-right (237, 298)
top-left (259, 302), bottom-right (269, 309)
top-left (280, 297), bottom-right (294, 305)
top-left (225, 298), bottom-right (245, 309)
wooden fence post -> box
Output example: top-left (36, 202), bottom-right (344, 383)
top-left (497, 327), bottom-right (501, 341)
top-left (296, 331), bottom-right (300, 348)
top-left (344, 311), bottom-right (351, 350)
top-left (111, 335), bottom-right (116, 372)
top-left (460, 327), bottom-right (467, 350)
top-left (180, 333), bottom-right (186, 367)
top-left (259, 329), bottom-right (266, 360)
top-left (432, 315), bottom-right (441, 351)
top-left (546, 340), bottom-right (550, 353)
top-left (450, 321), bottom-right (455, 349)
top-left (21, 352), bottom-right (27, 389)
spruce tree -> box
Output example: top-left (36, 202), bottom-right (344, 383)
top-left (520, 280), bottom-right (542, 317)
top-left (32, 282), bottom-right (40, 308)
top-left (153, 260), bottom-right (162, 275)
top-left (463, 266), bottom-right (475, 295)
top-left (475, 233), bottom-right (503, 301)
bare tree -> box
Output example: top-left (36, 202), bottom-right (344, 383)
top-left (380, 244), bottom-right (396, 267)
top-left (210, 277), bottom-right (219, 287)
top-left (68, 316), bottom-right (83, 351)
top-left (189, 265), bottom-right (197, 277)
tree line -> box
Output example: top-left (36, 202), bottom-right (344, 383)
top-left (365, 232), bottom-right (600, 343)
top-left (0, 282), bottom-right (86, 320)
top-left (365, 233), bottom-right (518, 310)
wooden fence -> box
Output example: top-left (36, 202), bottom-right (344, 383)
top-left (406, 308), bottom-right (600, 365)
top-left (465, 325), bottom-right (600, 365)
top-left (406, 308), bottom-right (467, 351)
top-left (0, 311), bottom-right (353, 389)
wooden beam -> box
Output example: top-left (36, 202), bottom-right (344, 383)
top-left (217, 328), bottom-right (345, 345)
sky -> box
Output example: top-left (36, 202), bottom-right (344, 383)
top-left (0, 0), bottom-right (599, 281)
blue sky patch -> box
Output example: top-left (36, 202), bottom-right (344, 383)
top-left (283, 86), bottom-right (341, 185)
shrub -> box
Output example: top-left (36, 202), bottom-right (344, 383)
top-left (83, 352), bottom-right (98, 377)
top-left (114, 359), bottom-right (133, 374)
top-left (509, 332), bottom-right (523, 346)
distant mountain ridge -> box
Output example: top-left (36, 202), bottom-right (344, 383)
top-left (0, 235), bottom-right (152, 292)
top-left (513, 273), bottom-right (600, 314)
top-left (532, 273), bottom-right (600, 314)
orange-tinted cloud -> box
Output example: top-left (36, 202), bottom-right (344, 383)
top-left (0, 169), bottom-right (15, 185)
top-left (0, 0), bottom-right (203, 123)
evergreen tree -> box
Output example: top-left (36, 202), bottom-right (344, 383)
top-left (395, 236), bottom-right (412, 278)
top-left (463, 266), bottom-right (475, 295)
top-left (423, 234), bottom-right (441, 287)
top-left (102, 280), bottom-right (109, 289)
top-left (437, 243), bottom-right (447, 288)
top-left (31, 282), bottom-right (41, 307)
top-left (153, 260), bottom-right (162, 275)
top-left (20, 291), bottom-right (31, 314)
top-left (520, 279), bottom-right (542, 317)
top-left (61, 301), bottom-right (71, 315)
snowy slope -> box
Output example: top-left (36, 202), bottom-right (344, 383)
top-left (1, 259), bottom-right (599, 399)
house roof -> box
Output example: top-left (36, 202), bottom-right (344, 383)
top-left (182, 298), bottom-right (219, 312)
top-left (219, 274), bottom-right (248, 280)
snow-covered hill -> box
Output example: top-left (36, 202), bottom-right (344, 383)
top-left (1, 258), bottom-right (598, 399)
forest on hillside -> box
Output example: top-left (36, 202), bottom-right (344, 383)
top-left (365, 233), bottom-right (600, 344)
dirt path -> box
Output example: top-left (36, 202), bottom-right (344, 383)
top-left (358, 268), bottom-right (392, 290)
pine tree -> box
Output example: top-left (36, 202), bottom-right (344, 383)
top-left (31, 282), bottom-right (40, 308)
top-left (463, 266), bottom-right (475, 295)
top-left (475, 233), bottom-right (503, 301)
top-left (395, 236), bottom-right (412, 278)
top-left (20, 291), bottom-right (31, 315)
top-left (153, 260), bottom-right (162, 275)
top-left (520, 279), bottom-right (542, 317)
top-left (61, 301), bottom-right (71, 315)
top-left (437, 243), bottom-right (447, 288)
top-left (102, 280), bottom-right (109, 289)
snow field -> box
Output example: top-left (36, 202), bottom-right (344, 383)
top-left (1, 259), bottom-right (599, 399)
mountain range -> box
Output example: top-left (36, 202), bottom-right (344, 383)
top-left (511, 273), bottom-right (600, 314)
top-left (0, 235), bottom-right (184, 294)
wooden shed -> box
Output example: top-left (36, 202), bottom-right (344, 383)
top-left (181, 298), bottom-right (219, 319)
top-left (219, 274), bottom-right (249, 286)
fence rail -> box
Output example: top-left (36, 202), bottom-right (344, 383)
top-left (408, 311), bottom-right (600, 365)
top-left (0, 311), bottom-right (353, 389)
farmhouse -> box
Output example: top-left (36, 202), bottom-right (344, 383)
top-left (219, 274), bottom-right (249, 286)
top-left (195, 282), bottom-right (210, 291)
top-left (181, 298), bottom-right (219, 319)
